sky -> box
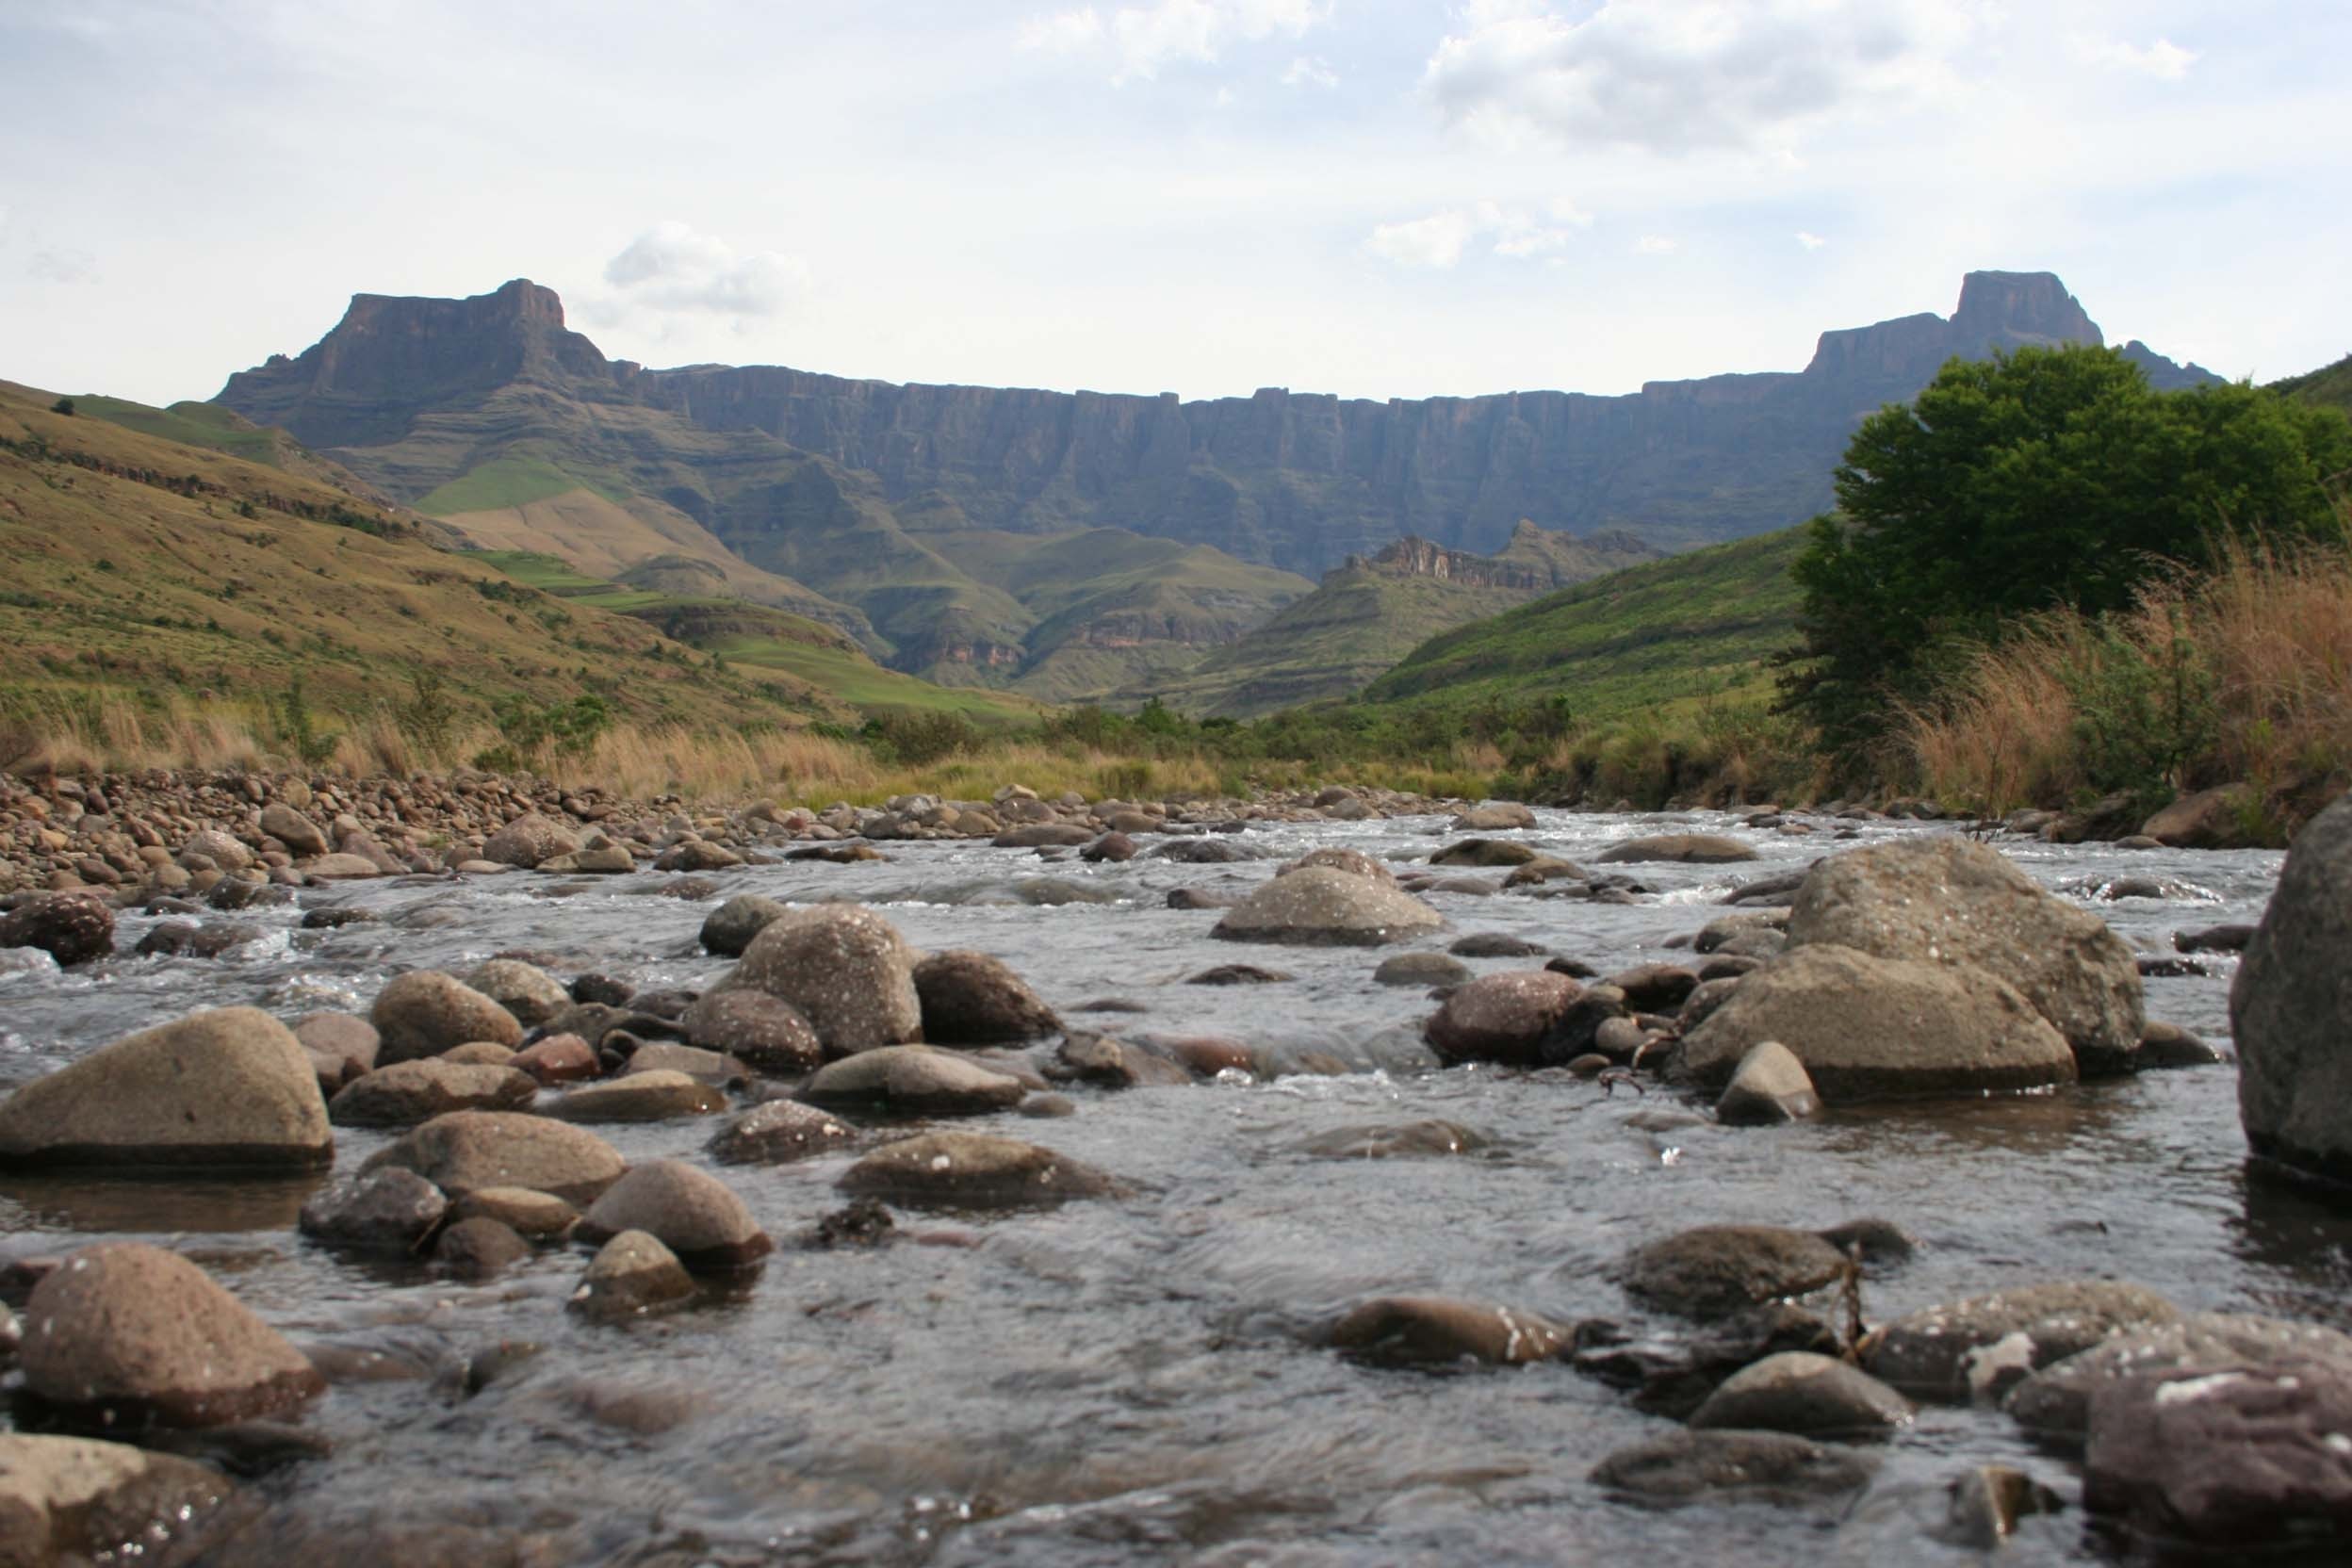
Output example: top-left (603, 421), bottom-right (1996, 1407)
top-left (3, 1), bottom-right (2347, 409)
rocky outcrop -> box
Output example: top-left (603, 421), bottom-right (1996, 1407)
top-left (2234, 796), bottom-right (2352, 1186)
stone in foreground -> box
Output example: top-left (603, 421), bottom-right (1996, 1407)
top-left (839, 1132), bottom-right (1119, 1209)
top-left (0, 1006), bottom-right (331, 1171)
top-left (1864, 1280), bottom-right (2179, 1401)
top-left (1330, 1297), bottom-right (1566, 1366)
top-left (576, 1158), bottom-right (772, 1274)
top-left (0, 1432), bottom-right (243, 1568)
top-left (20, 1243), bottom-right (324, 1430)
top-left (1590, 1429), bottom-right (1876, 1507)
top-left (1716, 1040), bottom-right (1821, 1125)
top-left (569, 1230), bottom-right (696, 1322)
top-left (1211, 866), bottom-right (1444, 946)
top-left (2006, 1311), bottom-right (2352, 1447)
top-left (2234, 796), bottom-right (2352, 1188)
top-left (1688, 1350), bottom-right (1915, 1440)
top-left (1619, 1225), bottom-right (1850, 1321)
top-left (2084, 1360), bottom-right (2352, 1550)
top-left (368, 971), bottom-right (525, 1065)
top-left (719, 904), bottom-right (923, 1054)
top-left (360, 1111), bottom-right (625, 1204)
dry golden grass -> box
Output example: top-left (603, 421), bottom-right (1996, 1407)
top-left (1903, 530), bottom-right (2352, 818)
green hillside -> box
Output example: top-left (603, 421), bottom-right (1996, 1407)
top-left (1357, 528), bottom-right (1806, 721)
top-left (2274, 352), bottom-right (2352, 416)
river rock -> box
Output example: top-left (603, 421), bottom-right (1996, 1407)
top-left (0, 891), bottom-right (114, 965)
top-left (1607, 962), bottom-right (1699, 1012)
top-left (1451, 802), bottom-right (1537, 831)
top-left (1787, 836), bottom-right (2145, 1075)
top-left (2140, 784), bottom-right (2260, 849)
top-left (1620, 1225), bottom-right (1851, 1321)
top-left (1052, 1034), bottom-right (1192, 1088)
top-left (699, 893), bottom-right (788, 956)
top-left (1590, 1429), bottom-right (1876, 1507)
top-left (1280, 847), bottom-right (1396, 883)
top-left (2137, 1020), bottom-right (2226, 1070)
top-left (361, 1111), bottom-right (625, 1203)
top-left (1080, 831), bottom-right (1136, 862)
top-left (2006, 1311), bottom-right (2352, 1447)
top-left (478, 812), bottom-right (581, 868)
top-left (622, 1041), bottom-right (746, 1086)
top-left (673, 988), bottom-right (819, 1075)
top-left (461, 959), bottom-right (568, 1027)
top-left (2177, 922), bottom-right (2256, 954)
top-left (1431, 839), bottom-right (1539, 868)
top-left (0, 1006), bottom-right (331, 1170)
top-left (708, 1101), bottom-right (860, 1165)
top-left (369, 971), bottom-right (525, 1065)
top-left (434, 1216), bottom-right (531, 1278)
top-left (1449, 932), bottom-right (1551, 958)
top-left (20, 1243), bottom-right (324, 1429)
top-left (839, 1132), bottom-right (1118, 1208)
top-left (1598, 833), bottom-right (1757, 864)
top-left (1674, 943), bottom-right (2077, 1101)
top-left (258, 802), bottom-right (328, 857)
top-left (2083, 1360), bottom-right (2352, 1550)
top-left (298, 1168), bottom-right (448, 1252)
top-left (718, 904), bottom-right (923, 1054)
top-left (292, 1012), bottom-right (379, 1089)
top-left (1688, 1350), bottom-right (1915, 1440)
top-left (510, 1033), bottom-right (599, 1084)
top-left (1574, 1302), bottom-right (1842, 1419)
top-left (133, 920), bottom-right (264, 957)
top-left (2234, 796), bottom-right (2352, 1186)
top-left (804, 1045), bottom-right (1027, 1114)
top-left (569, 1230), bottom-right (695, 1322)
top-left (994, 823), bottom-right (1094, 849)
top-left (1211, 866), bottom-right (1444, 946)
top-left (1716, 1040), bottom-right (1821, 1125)
top-left (1374, 952), bottom-right (1472, 987)
top-left (449, 1185), bottom-right (578, 1240)
top-left (0, 1432), bottom-right (243, 1568)
top-left (577, 1159), bottom-right (771, 1274)
top-left (328, 1059), bottom-right (536, 1126)
top-left (1296, 1119), bottom-right (1489, 1159)
top-left (1864, 1280), bottom-right (2180, 1401)
top-left (913, 950), bottom-right (1061, 1044)
top-left (1424, 971), bottom-right (1582, 1066)
top-left (1330, 1297), bottom-right (1566, 1366)
top-left (1944, 1464), bottom-right (2065, 1548)
top-left (550, 1070), bottom-right (726, 1122)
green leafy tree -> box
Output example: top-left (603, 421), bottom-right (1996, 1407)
top-left (1779, 344), bottom-right (2352, 754)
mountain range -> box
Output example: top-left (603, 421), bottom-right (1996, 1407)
top-left (205, 270), bottom-right (2219, 706)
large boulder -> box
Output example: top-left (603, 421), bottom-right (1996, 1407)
top-left (699, 893), bottom-right (789, 957)
top-left (839, 1132), bottom-right (1119, 1208)
top-left (801, 1046), bottom-right (1027, 1116)
top-left (680, 989), bottom-right (822, 1074)
top-left (2234, 796), bottom-right (2352, 1185)
top-left (479, 812), bottom-right (580, 869)
top-left (576, 1159), bottom-right (771, 1274)
top-left (2141, 784), bottom-right (2262, 849)
top-left (1597, 834), bottom-right (1757, 864)
top-left (368, 971), bottom-right (525, 1065)
top-left (1423, 971), bottom-right (1582, 1066)
top-left (2007, 1311), bottom-right (2352, 1448)
top-left (19, 1243), bottom-right (324, 1429)
top-left (0, 1433), bottom-right (243, 1567)
top-left (913, 950), bottom-right (1061, 1044)
top-left (258, 802), bottom-right (328, 858)
top-left (1620, 1225), bottom-right (1851, 1321)
top-left (1687, 1351), bottom-right (1915, 1440)
top-left (717, 905), bottom-right (922, 1054)
top-left (0, 1007), bottom-right (330, 1170)
top-left (1211, 867), bottom-right (1444, 947)
top-left (0, 891), bottom-right (114, 966)
top-left (1674, 943), bottom-right (2077, 1101)
top-left (1787, 836), bottom-right (2144, 1075)
top-left (360, 1111), bottom-right (625, 1203)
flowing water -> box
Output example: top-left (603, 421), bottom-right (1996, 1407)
top-left (2, 808), bottom-right (2341, 1565)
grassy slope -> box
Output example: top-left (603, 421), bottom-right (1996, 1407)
top-left (416, 455), bottom-right (629, 514)
top-left (474, 551), bottom-right (1040, 723)
top-left (2274, 353), bottom-right (2352, 415)
top-left (1356, 528), bottom-right (1807, 721)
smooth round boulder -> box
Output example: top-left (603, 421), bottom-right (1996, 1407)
top-left (1674, 943), bottom-right (2077, 1101)
top-left (462, 958), bottom-right (568, 1027)
top-left (298, 1168), bottom-right (448, 1253)
top-left (0, 1006), bottom-right (330, 1171)
top-left (434, 1216), bottom-right (531, 1278)
top-left (913, 950), bottom-right (1061, 1044)
top-left (360, 1111), bottom-right (624, 1204)
top-left (1279, 847), bottom-right (1396, 884)
top-left (511, 1033), bottom-right (599, 1085)
top-left (699, 893), bottom-right (789, 957)
top-left (1716, 1040), bottom-right (1822, 1125)
top-left (570, 1230), bottom-right (695, 1322)
top-left (839, 1132), bottom-right (1118, 1208)
top-left (480, 812), bottom-right (580, 869)
top-left (1331, 1297), bottom-right (1566, 1366)
top-left (2006, 1311), bottom-right (2352, 1447)
top-left (449, 1185), bottom-right (579, 1240)
top-left (1620, 1225), bottom-right (1851, 1321)
top-left (718, 905), bottom-right (922, 1054)
top-left (328, 1060), bottom-right (536, 1126)
top-left (1591, 1430), bottom-right (1876, 1507)
top-left (1211, 867), bottom-right (1444, 947)
top-left (1424, 971), bottom-right (1582, 1066)
top-left (1449, 932), bottom-right (1551, 958)
top-left (293, 1011), bottom-right (380, 1090)
top-left (1598, 833), bottom-right (1757, 864)
top-left (1430, 839), bottom-right (1539, 868)
top-left (2234, 797), bottom-right (2352, 1185)
top-left (679, 989), bottom-right (822, 1074)
top-left (577, 1159), bottom-right (772, 1274)
top-left (1788, 836), bottom-right (2145, 1075)
top-left (1374, 952), bottom-right (1472, 988)
top-left (708, 1101), bottom-right (860, 1165)
top-left (20, 1243), bottom-right (324, 1429)
top-left (801, 1046), bottom-right (1027, 1116)
top-left (369, 972), bottom-right (525, 1065)
top-left (0, 1433), bottom-right (244, 1567)
top-left (1865, 1280), bottom-right (2180, 1402)
top-left (258, 802), bottom-right (329, 857)
top-left (1689, 1350), bottom-right (1915, 1440)
top-left (0, 891), bottom-right (115, 965)
top-left (549, 1070), bottom-right (727, 1123)
top-left (1451, 802), bottom-right (1537, 831)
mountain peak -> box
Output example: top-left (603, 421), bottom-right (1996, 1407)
top-left (1803, 270), bottom-right (2102, 382)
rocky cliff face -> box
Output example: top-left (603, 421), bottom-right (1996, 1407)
top-left (214, 270), bottom-right (2221, 577)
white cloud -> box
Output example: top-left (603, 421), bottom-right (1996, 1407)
top-left (600, 221), bottom-right (810, 318)
top-left (1634, 234), bottom-right (1677, 253)
top-left (1282, 54), bottom-right (1337, 89)
top-left (1022, 0), bottom-right (1331, 83)
top-left (2071, 34), bottom-right (2197, 81)
top-left (1795, 230), bottom-right (1827, 249)
top-left (1370, 199), bottom-right (1594, 268)
top-left (1422, 0), bottom-right (1980, 154)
